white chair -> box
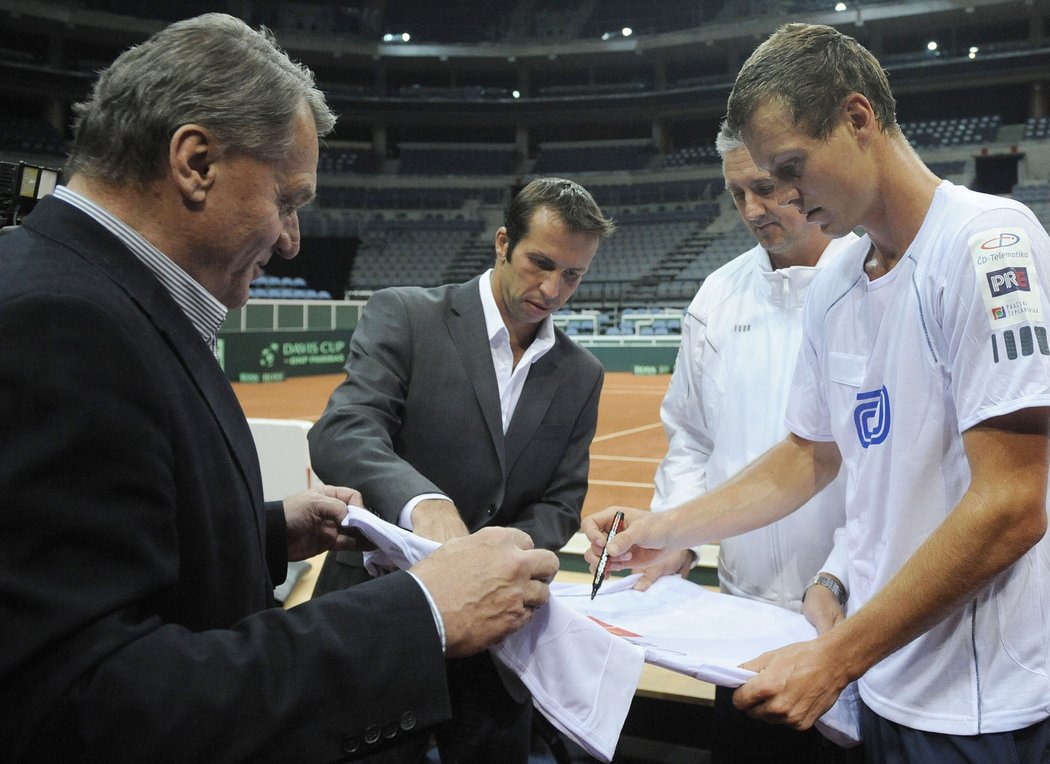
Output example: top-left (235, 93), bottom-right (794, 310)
top-left (247, 417), bottom-right (318, 602)
top-left (246, 418), bottom-right (317, 500)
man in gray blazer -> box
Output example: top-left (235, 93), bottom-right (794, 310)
top-left (309, 177), bottom-right (615, 763)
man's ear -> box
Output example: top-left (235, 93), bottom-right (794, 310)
top-left (844, 92), bottom-right (876, 147)
top-left (494, 227), bottom-right (509, 263)
top-left (170, 124), bottom-right (216, 203)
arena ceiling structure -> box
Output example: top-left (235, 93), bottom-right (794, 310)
top-left (2, 1), bottom-right (1048, 312)
top-left (1, 0), bottom-right (1048, 152)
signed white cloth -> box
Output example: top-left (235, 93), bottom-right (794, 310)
top-left (556, 574), bottom-right (861, 747)
top-left (340, 506), bottom-right (644, 762)
top-left (340, 507), bottom-right (859, 756)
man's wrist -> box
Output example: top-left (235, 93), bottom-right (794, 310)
top-left (804, 572), bottom-right (848, 608)
top-left (400, 493), bottom-right (452, 530)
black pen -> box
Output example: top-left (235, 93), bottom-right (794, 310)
top-left (591, 510), bottom-right (625, 600)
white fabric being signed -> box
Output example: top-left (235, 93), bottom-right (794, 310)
top-left (555, 574), bottom-right (861, 747)
top-left (340, 505), bottom-right (644, 762)
top-left (339, 506), bottom-right (859, 758)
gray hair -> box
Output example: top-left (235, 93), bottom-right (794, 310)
top-left (67, 13), bottom-right (336, 185)
top-left (714, 120), bottom-right (746, 160)
top-left (503, 177), bottom-right (616, 260)
top-left (726, 23), bottom-right (898, 140)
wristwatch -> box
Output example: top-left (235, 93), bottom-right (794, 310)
top-left (803, 573), bottom-right (848, 608)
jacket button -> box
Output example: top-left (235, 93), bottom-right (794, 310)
top-left (342, 735), bottom-right (361, 754)
top-left (382, 721), bottom-right (398, 739)
top-left (400, 712), bottom-right (417, 731)
top-left (364, 724), bottom-right (381, 745)
top-left (487, 504), bottom-right (496, 515)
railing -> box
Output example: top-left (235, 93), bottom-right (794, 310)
top-left (223, 299), bottom-right (366, 333)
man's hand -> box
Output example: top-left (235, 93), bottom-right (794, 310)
top-left (733, 636), bottom-right (851, 730)
top-left (633, 549), bottom-right (695, 592)
top-left (412, 498), bottom-right (470, 543)
top-left (581, 506), bottom-right (676, 574)
top-left (801, 578), bottom-right (846, 635)
top-left (283, 485), bottom-right (362, 561)
top-left (410, 526), bottom-right (559, 658)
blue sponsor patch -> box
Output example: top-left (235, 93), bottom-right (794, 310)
top-left (854, 386), bottom-right (891, 448)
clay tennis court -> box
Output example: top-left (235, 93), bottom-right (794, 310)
top-left (232, 371), bottom-right (672, 518)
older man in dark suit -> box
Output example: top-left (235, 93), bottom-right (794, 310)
top-left (0, 14), bottom-right (558, 763)
top-left (309, 177), bottom-right (615, 763)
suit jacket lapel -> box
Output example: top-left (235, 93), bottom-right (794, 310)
top-left (504, 337), bottom-right (565, 473)
top-left (27, 198), bottom-right (266, 536)
top-left (447, 278), bottom-right (506, 475)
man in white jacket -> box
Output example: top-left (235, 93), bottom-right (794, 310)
top-left (640, 124), bottom-right (858, 763)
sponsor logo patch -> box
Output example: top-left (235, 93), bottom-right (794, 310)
top-left (990, 326), bottom-right (1050, 362)
top-left (986, 266), bottom-right (1030, 297)
top-left (854, 386), bottom-right (891, 448)
top-left (980, 232), bottom-right (1021, 250)
top-left (969, 228), bottom-right (1043, 329)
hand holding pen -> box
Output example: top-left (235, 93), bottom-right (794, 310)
top-left (582, 505), bottom-right (680, 581)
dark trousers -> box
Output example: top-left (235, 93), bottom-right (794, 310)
top-left (860, 701), bottom-right (1050, 763)
top-left (712, 685), bottom-right (863, 764)
top-left (313, 552), bottom-right (532, 764)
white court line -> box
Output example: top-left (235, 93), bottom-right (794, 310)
top-left (591, 454), bottom-right (663, 464)
top-left (589, 479), bottom-right (656, 489)
top-left (592, 422), bottom-right (664, 443)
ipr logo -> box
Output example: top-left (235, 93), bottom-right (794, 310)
top-left (986, 266), bottom-right (1030, 297)
top-left (980, 232), bottom-right (1021, 250)
top-left (854, 386), bottom-right (891, 448)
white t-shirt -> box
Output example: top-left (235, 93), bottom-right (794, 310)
top-left (787, 181), bottom-right (1050, 734)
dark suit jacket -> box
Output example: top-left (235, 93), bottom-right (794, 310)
top-left (308, 277), bottom-right (604, 550)
top-left (0, 197), bottom-right (449, 763)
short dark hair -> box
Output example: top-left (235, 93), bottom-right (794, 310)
top-left (503, 177), bottom-right (615, 259)
top-left (67, 13), bottom-right (336, 186)
top-left (726, 23), bottom-right (898, 140)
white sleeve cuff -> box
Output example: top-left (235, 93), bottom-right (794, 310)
top-left (399, 493), bottom-right (453, 530)
top-left (406, 570), bottom-right (446, 654)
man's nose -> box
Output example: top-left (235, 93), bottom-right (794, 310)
top-left (539, 270), bottom-right (561, 300)
top-left (775, 181), bottom-right (802, 210)
top-left (743, 191), bottom-right (768, 222)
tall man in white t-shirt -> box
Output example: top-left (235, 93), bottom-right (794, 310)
top-left (642, 125), bottom-right (857, 762)
top-left (584, 23), bottom-right (1050, 762)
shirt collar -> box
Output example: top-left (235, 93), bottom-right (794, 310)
top-left (53, 185), bottom-right (227, 352)
top-left (478, 269), bottom-right (556, 353)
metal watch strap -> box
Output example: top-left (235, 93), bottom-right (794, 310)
top-left (804, 573), bottom-right (847, 607)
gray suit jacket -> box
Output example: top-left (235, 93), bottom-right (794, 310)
top-left (309, 276), bottom-right (603, 550)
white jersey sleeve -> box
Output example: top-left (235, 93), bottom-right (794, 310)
top-left (937, 207), bottom-right (1050, 431)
